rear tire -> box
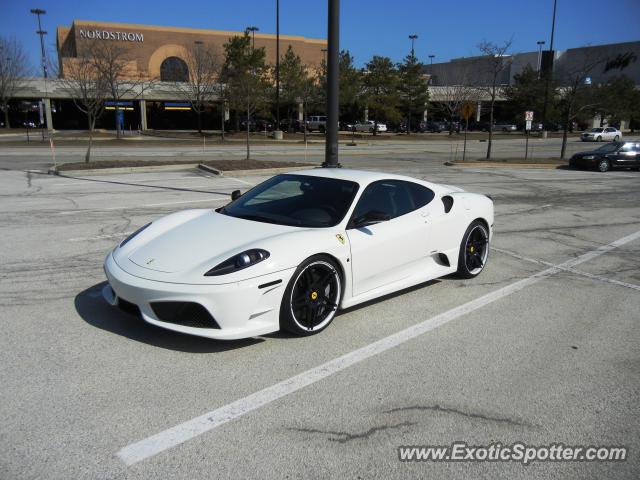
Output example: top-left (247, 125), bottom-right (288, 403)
top-left (456, 221), bottom-right (490, 279)
top-left (596, 136), bottom-right (602, 142)
top-left (614, 135), bottom-right (620, 141)
top-left (280, 255), bottom-right (342, 336)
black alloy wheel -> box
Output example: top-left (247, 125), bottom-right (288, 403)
top-left (280, 256), bottom-right (342, 335)
top-left (457, 221), bottom-right (490, 278)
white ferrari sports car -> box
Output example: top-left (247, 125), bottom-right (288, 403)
top-left (103, 168), bottom-right (493, 340)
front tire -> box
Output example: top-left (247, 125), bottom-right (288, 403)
top-left (614, 135), bottom-right (619, 141)
top-left (280, 255), bottom-right (342, 336)
top-left (596, 136), bottom-right (602, 142)
top-left (456, 221), bottom-right (490, 279)
top-left (597, 159), bottom-right (611, 172)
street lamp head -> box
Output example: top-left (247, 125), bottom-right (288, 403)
top-left (246, 26), bottom-right (259, 33)
top-left (30, 8), bottom-right (46, 14)
top-left (537, 40), bottom-right (546, 46)
top-left (409, 34), bottom-right (418, 40)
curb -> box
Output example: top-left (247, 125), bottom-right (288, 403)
top-left (197, 164), bottom-right (222, 175)
top-left (212, 165), bottom-right (313, 177)
top-left (51, 163), bottom-right (200, 176)
top-left (447, 162), bottom-right (564, 169)
top-left (50, 164), bottom-right (313, 177)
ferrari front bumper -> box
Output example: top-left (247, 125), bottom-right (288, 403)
top-left (103, 252), bottom-right (295, 340)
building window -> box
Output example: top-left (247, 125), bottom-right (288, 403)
top-left (160, 57), bottom-right (189, 82)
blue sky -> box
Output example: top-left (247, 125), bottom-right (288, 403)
top-left (2, 0), bottom-right (640, 73)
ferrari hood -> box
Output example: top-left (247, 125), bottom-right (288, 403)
top-left (124, 210), bottom-right (295, 274)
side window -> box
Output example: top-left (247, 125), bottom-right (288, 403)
top-left (352, 180), bottom-right (430, 221)
top-left (605, 127), bottom-right (615, 132)
top-left (406, 182), bottom-right (435, 209)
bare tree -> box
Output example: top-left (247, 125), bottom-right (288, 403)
top-left (555, 52), bottom-right (607, 159)
top-left (58, 46), bottom-right (108, 162)
top-left (175, 43), bottom-right (221, 134)
top-left (477, 40), bottom-right (513, 159)
top-left (0, 37), bottom-right (28, 128)
top-left (554, 48), bottom-right (635, 158)
top-left (434, 64), bottom-right (480, 134)
top-left (300, 65), bottom-right (323, 143)
top-left (89, 42), bottom-right (150, 138)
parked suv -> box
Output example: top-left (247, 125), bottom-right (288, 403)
top-left (306, 115), bottom-right (327, 132)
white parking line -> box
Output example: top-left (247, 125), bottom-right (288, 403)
top-left (225, 177), bottom-right (257, 186)
top-left (116, 228), bottom-right (640, 466)
top-left (493, 246), bottom-right (640, 291)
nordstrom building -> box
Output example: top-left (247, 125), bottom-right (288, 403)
top-left (57, 20), bottom-right (326, 81)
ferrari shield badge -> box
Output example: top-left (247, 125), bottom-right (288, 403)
top-left (335, 233), bottom-right (346, 245)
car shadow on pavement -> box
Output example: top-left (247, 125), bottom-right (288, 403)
top-left (75, 282), bottom-right (264, 353)
top-left (339, 279), bottom-right (441, 314)
top-left (265, 279), bottom-right (442, 339)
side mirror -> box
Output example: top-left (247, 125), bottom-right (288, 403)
top-left (231, 190), bottom-right (241, 201)
top-left (352, 210), bottom-right (391, 228)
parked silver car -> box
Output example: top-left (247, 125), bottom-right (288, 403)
top-left (580, 127), bottom-right (622, 142)
top-left (353, 120), bottom-right (387, 133)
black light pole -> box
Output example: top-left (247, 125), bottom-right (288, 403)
top-left (247, 26), bottom-right (259, 49)
top-left (409, 34), bottom-right (418, 57)
top-left (322, 0), bottom-right (340, 168)
top-left (428, 54), bottom-right (435, 84)
top-left (30, 8), bottom-right (48, 78)
top-left (536, 40), bottom-right (545, 78)
top-left (541, 0), bottom-right (557, 135)
top-left (275, 0), bottom-right (281, 133)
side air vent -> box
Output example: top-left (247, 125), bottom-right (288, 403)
top-left (442, 195), bottom-right (454, 213)
top-left (437, 253), bottom-right (450, 267)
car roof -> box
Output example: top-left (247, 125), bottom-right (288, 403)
top-left (284, 168), bottom-right (449, 192)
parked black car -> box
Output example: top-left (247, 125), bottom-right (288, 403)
top-left (423, 120), bottom-right (447, 133)
top-left (569, 141), bottom-right (640, 172)
top-left (339, 120), bottom-right (355, 131)
top-left (240, 118), bottom-right (274, 132)
top-left (280, 118), bottom-right (304, 133)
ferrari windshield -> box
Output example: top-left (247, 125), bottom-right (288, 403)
top-left (220, 174), bottom-right (359, 228)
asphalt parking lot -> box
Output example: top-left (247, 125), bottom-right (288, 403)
top-left (1, 154), bottom-right (639, 479)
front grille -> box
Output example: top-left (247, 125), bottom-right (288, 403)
top-left (151, 302), bottom-right (220, 329)
top-left (118, 298), bottom-right (141, 317)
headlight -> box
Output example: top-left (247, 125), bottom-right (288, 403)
top-left (583, 155), bottom-right (595, 160)
top-left (120, 223), bottom-right (151, 247)
top-left (204, 249), bottom-right (270, 276)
